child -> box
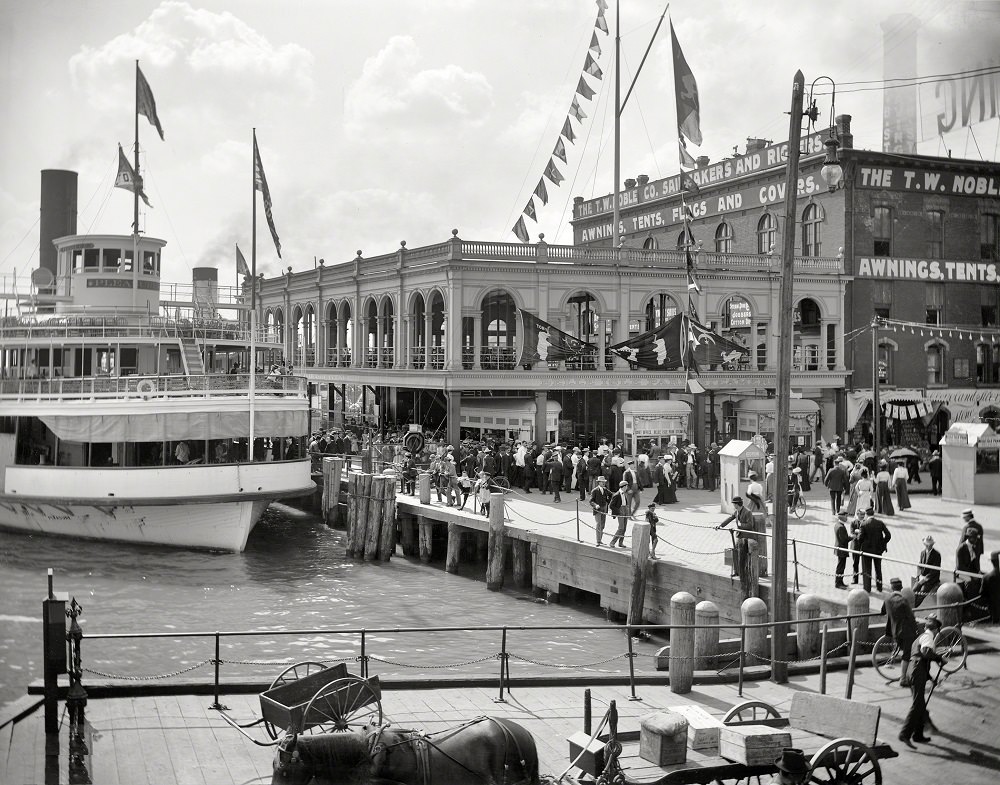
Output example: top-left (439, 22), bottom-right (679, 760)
top-left (475, 471), bottom-right (492, 517)
top-left (458, 470), bottom-right (473, 509)
top-left (644, 502), bottom-right (660, 558)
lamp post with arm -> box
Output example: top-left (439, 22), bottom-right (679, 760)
top-left (772, 71), bottom-right (843, 682)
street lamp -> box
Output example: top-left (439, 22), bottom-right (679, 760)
top-left (771, 71), bottom-right (840, 684)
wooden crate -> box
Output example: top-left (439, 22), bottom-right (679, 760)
top-left (718, 725), bottom-right (792, 766)
top-left (639, 711), bottom-right (687, 766)
top-left (567, 732), bottom-right (605, 776)
top-left (667, 705), bottom-right (724, 752)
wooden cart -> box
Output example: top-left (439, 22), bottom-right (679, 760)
top-left (568, 692), bottom-right (897, 784)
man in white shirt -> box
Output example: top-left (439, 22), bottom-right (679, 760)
top-left (513, 442), bottom-right (526, 488)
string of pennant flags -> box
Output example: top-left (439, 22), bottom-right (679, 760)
top-left (877, 317), bottom-right (1000, 343)
top-left (512, 0), bottom-right (609, 243)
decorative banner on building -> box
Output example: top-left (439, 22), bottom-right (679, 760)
top-left (919, 65), bottom-right (1000, 141)
top-left (517, 310), bottom-right (596, 365)
top-left (855, 164), bottom-right (1000, 196)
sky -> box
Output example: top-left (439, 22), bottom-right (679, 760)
top-left (2, 0), bottom-right (999, 287)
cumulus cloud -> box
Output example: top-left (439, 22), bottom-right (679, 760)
top-left (344, 36), bottom-right (493, 138)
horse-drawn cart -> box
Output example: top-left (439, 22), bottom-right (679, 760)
top-left (568, 692), bottom-right (897, 784)
top-left (218, 661), bottom-right (383, 743)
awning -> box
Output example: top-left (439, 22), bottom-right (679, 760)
top-left (41, 410), bottom-right (307, 442)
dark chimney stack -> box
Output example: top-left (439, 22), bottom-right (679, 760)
top-left (39, 170), bottom-right (78, 276)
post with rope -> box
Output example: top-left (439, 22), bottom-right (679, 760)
top-left (486, 492), bottom-right (506, 591)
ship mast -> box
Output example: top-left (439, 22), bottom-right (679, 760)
top-left (132, 61), bottom-right (141, 307)
top-left (612, 2), bottom-right (621, 249)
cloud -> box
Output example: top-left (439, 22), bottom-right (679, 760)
top-left (344, 36), bottom-right (493, 138)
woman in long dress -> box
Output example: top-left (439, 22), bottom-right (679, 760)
top-left (854, 467), bottom-right (875, 514)
top-left (892, 459), bottom-right (911, 510)
top-left (844, 462), bottom-right (862, 514)
top-left (654, 458), bottom-right (668, 503)
top-left (874, 460), bottom-right (895, 515)
top-left (661, 457), bottom-right (678, 504)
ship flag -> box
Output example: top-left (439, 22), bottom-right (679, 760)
top-left (517, 310), bottom-right (595, 366)
top-left (576, 76), bottom-right (597, 101)
top-left (671, 21), bottom-right (702, 146)
top-left (589, 31), bottom-right (602, 56)
top-left (569, 96), bottom-right (587, 123)
top-left (553, 137), bottom-right (568, 164)
top-left (512, 216), bottom-right (530, 243)
top-left (524, 197), bottom-right (537, 222)
top-left (543, 159), bottom-right (564, 185)
top-left (678, 136), bottom-right (697, 168)
top-left (253, 132), bottom-right (282, 258)
top-left (136, 64), bottom-right (165, 140)
top-left (561, 117), bottom-right (576, 144)
top-left (114, 144), bottom-right (151, 207)
top-left (584, 53), bottom-right (604, 80)
top-left (236, 244), bottom-right (250, 277)
top-left (534, 178), bottom-right (549, 205)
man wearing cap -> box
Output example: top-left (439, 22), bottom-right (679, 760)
top-left (644, 502), bottom-right (660, 558)
top-left (765, 748), bottom-right (808, 785)
top-left (928, 449), bottom-right (942, 496)
top-left (589, 476), bottom-right (611, 546)
top-left (833, 511), bottom-right (850, 589)
top-left (717, 496), bottom-right (760, 598)
top-left (960, 509), bottom-right (984, 557)
top-left (608, 481), bottom-right (630, 547)
top-left (956, 527), bottom-right (984, 601)
top-left (913, 535), bottom-right (941, 607)
top-left (899, 613), bottom-right (945, 747)
top-left (544, 451), bottom-right (565, 503)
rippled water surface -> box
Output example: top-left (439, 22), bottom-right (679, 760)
top-left (0, 504), bottom-right (648, 708)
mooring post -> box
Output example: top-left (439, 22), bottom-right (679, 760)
top-left (495, 627), bottom-right (508, 703)
top-left (819, 623), bottom-right (829, 695)
top-left (42, 569), bottom-right (67, 735)
top-left (65, 597), bottom-right (88, 754)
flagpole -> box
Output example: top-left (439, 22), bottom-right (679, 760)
top-left (612, 0), bottom-right (621, 250)
top-left (250, 129), bottom-right (257, 449)
top-left (132, 61), bottom-right (141, 309)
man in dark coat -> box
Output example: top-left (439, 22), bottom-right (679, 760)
top-left (899, 613), bottom-right (943, 747)
top-left (956, 527), bottom-right (983, 601)
top-left (824, 460), bottom-right (848, 516)
top-left (795, 448), bottom-right (812, 491)
top-left (928, 450), bottom-right (942, 496)
top-left (857, 508), bottom-right (892, 592)
top-left (589, 476), bottom-right (611, 546)
top-left (545, 453), bottom-right (565, 503)
top-left (960, 509), bottom-right (984, 556)
top-left (913, 534), bottom-right (941, 608)
top-left (833, 511), bottom-right (851, 589)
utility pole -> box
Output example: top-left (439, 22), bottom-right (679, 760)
top-left (872, 317), bottom-right (881, 458)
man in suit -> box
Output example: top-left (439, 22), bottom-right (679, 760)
top-left (833, 511), bottom-right (851, 589)
top-left (608, 481), bottom-right (631, 548)
top-left (960, 509), bottom-right (984, 556)
top-left (857, 507), bottom-right (892, 592)
top-left (589, 476), bottom-right (612, 546)
top-left (912, 534), bottom-right (941, 608)
top-left (956, 527), bottom-right (984, 601)
top-left (824, 460), bottom-right (848, 516)
top-left (928, 450), bottom-right (942, 496)
top-left (623, 460), bottom-right (641, 515)
top-left (545, 452), bottom-right (565, 503)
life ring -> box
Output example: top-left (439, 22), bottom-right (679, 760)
top-left (136, 378), bottom-right (157, 399)
top-left (403, 431), bottom-right (425, 455)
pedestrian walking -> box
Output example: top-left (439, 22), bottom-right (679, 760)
top-left (882, 580), bottom-right (918, 685)
top-left (824, 460), bottom-right (848, 516)
top-left (833, 511), bottom-right (850, 588)
top-left (545, 453), bottom-right (565, 503)
top-left (912, 535), bottom-right (941, 608)
top-left (899, 612), bottom-right (944, 747)
top-left (891, 460), bottom-right (911, 511)
top-left (874, 461), bottom-right (895, 516)
top-left (928, 450), bottom-right (942, 496)
top-left (589, 477), bottom-right (611, 546)
top-left (608, 481), bottom-right (630, 548)
top-left (623, 460), bottom-right (641, 515)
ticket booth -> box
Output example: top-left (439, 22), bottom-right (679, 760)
top-left (940, 422), bottom-right (1000, 504)
top-left (617, 400), bottom-right (691, 457)
top-left (459, 398), bottom-right (561, 444)
top-left (718, 438), bottom-right (767, 513)
top-left (735, 398), bottom-right (819, 450)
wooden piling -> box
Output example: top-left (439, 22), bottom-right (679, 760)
top-left (345, 472), bottom-right (359, 557)
top-left (512, 539), bottom-right (531, 588)
top-left (936, 582), bottom-right (964, 628)
top-left (377, 475), bottom-right (397, 561)
top-left (400, 513), bottom-right (417, 556)
top-left (669, 591), bottom-right (696, 694)
top-left (626, 522), bottom-right (651, 635)
top-left (795, 594), bottom-right (821, 659)
top-left (742, 597), bottom-right (769, 662)
top-left (363, 475), bottom-right (383, 561)
top-left (357, 473), bottom-right (374, 559)
top-left (418, 516), bottom-right (433, 563)
top-left (446, 523), bottom-right (464, 573)
top-left (486, 492), bottom-right (506, 591)
top-left (694, 600), bottom-right (720, 670)
top-left (846, 588), bottom-right (870, 642)
top-left (329, 457), bottom-right (345, 526)
top-left (418, 471), bottom-right (431, 505)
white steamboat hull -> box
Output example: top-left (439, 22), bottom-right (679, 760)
top-left (0, 497), bottom-right (272, 552)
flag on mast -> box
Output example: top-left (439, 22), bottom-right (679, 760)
top-left (115, 144), bottom-right (151, 207)
top-left (136, 65), bottom-right (165, 140)
top-left (253, 133), bottom-right (282, 258)
top-left (678, 136), bottom-right (697, 168)
top-left (671, 21), bottom-right (702, 146)
top-left (236, 244), bottom-right (250, 277)
top-left (517, 310), bottom-right (596, 366)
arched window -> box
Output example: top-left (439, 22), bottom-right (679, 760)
top-left (643, 294), bottom-right (679, 331)
top-left (643, 236), bottom-right (659, 250)
top-left (927, 343), bottom-right (945, 385)
top-left (715, 221), bottom-right (733, 253)
top-left (878, 342), bottom-right (894, 384)
top-left (676, 228), bottom-right (694, 250)
top-left (757, 213), bottom-right (776, 254)
top-left (976, 343), bottom-right (1000, 384)
top-left (802, 203), bottom-right (822, 256)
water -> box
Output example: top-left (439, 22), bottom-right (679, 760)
top-left (0, 504), bottom-right (646, 708)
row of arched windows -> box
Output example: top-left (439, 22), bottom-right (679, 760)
top-left (640, 204), bottom-right (824, 256)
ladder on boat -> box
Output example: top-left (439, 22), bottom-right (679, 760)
top-left (179, 337), bottom-right (205, 376)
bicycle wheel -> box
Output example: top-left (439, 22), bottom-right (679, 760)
top-left (871, 634), bottom-right (902, 682)
top-left (793, 495), bottom-right (806, 518)
top-left (935, 626), bottom-right (968, 673)
top-left (489, 475), bottom-right (511, 492)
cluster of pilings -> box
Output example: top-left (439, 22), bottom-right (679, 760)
top-left (344, 472), bottom-right (397, 560)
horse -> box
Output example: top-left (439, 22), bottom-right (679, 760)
top-left (272, 716), bottom-right (540, 785)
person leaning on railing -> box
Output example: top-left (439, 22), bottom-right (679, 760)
top-left (716, 496), bottom-right (756, 579)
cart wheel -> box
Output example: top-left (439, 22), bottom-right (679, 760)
top-left (807, 738), bottom-right (881, 784)
top-left (263, 662), bottom-right (328, 740)
top-left (722, 700), bottom-right (781, 724)
top-left (935, 626), bottom-right (968, 674)
top-left (871, 634), bottom-right (902, 683)
top-left (304, 676), bottom-right (383, 733)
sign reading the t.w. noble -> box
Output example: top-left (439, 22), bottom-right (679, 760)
top-left (856, 165), bottom-right (1000, 196)
top-left (857, 256), bottom-right (1000, 282)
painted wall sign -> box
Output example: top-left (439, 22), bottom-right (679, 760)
top-left (856, 165), bottom-right (1000, 196)
top-left (856, 256), bottom-right (1000, 282)
top-left (574, 131), bottom-right (827, 219)
top-left (919, 67), bottom-right (1000, 141)
top-left (86, 278), bottom-right (159, 290)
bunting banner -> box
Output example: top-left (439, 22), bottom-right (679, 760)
top-left (543, 159), bottom-right (564, 185)
top-left (589, 31), bottom-right (602, 56)
top-left (561, 117), bottom-right (576, 144)
top-left (512, 216), bottom-right (530, 243)
top-left (688, 298), bottom-right (700, 322)
top-left (114, 144), bottom-right (151, 207)
top-left (553, 137), bottom-right (568, 164)
top-left (686, 248), bottom-right (701, 293)
top-left (236, 244), bottom-right (250, 277)
top-left (596, 0), bottom-right (609, 10)
top-left (517, 310), bottom-right (596, 366)
top-left (596, 9), bottom-right (609, 34)
top-left (609, 315), bottom-right (686, 371)
top-left (534, 177), bottom-right (549, 205)
top-left (253, 132), bottom-right (282, 258)
top-left (524, 197), bottom-right (537, 222)
top-left (136, 64), bottom-right (165, 140)
top-left (671, 21), bottom-right (702, 146)
top-left (584, 53), bottom-right (604, 80)
top-left (680, 167), bottom-right (701, 194)
top-left (576, 75), bottom-right (597, 101)
top-left (679, 136), bottom-right (697, 168)
top-left (569, 96), bottom-right (587, 122)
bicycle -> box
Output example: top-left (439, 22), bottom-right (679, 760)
top-left (787, 488), bottom-right (806, 518)
top-left (872, 624), bottom-right (968, 682)
top-left (486, 474), bottom-right (511, 493)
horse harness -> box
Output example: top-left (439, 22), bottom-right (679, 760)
top-left (367, 716), bottom-right (533, 785)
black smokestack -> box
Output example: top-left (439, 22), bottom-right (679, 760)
top-left (39, 170), bottom-right (78, 276)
